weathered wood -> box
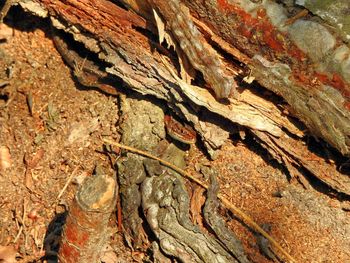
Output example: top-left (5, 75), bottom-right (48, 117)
top-left (16, 0), bottom-right (350, 194)
top-left (181, 0), bottom-right (350, 155)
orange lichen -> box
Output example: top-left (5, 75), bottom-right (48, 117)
top-left (288, 46), bottom-right (306, 61)
top-left (260, 24), bottom-right (284, 52)
top-left (315, 72), bottom-right (350, 98)
top-left (59, 242), bottom-right (81, 261)
top-left (238, 24), bottom-right (253, 38)
top-left (314, 72), bottom-right (329, 84)
top-left (217, 0), bottom-right (350, 109)
top-left (64, 220), bottom-right (89, 246)
top-left (331, 73), bottom-right (350, 97)
top-left (256, 8), bottom-right (267, 19)
top-left (293, 71), bottom-right (312, 85)
top-left (217, 1), bottom-right (300, 57)
top-left (344, 101), bottom-right (350, 110)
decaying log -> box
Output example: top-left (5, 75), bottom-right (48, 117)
top-left (17, 0), bottom-right (300, 139)
top-left (58, 172), bottom-right (117, 263)
top-left (180, 0), bottom-right (350, 155)
top-left (15, 0), bottom-right (350, 194)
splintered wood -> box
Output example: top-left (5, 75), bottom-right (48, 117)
top-left (58, 174), bottom-right (116, 263)
top-left (149, 0), bottom-right (237, 98)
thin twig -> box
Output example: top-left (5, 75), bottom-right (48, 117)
top-left (103, 139), bottom-right (296, 263)
top-left (13, 225), bottom-right (23, 244)
top-left (57, 166), bottom-right (79, 201)
top-left (284, 9), bottom-right (308, 26)
top-left (22, 198), bottom-right (28, 250)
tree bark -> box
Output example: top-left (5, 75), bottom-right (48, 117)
top-left (58, 173), bottom-right (117, 263)
top-left (17, 0), bottom-right (350, 191)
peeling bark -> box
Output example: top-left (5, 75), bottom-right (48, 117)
top-left (182, 0), bottom-right (350, 155)
top-left (16, 0), bottom-right (350, 194)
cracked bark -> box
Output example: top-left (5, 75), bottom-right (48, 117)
top-left (9, 0), bottom-right (350, 260)
top-left (16, 0), bottom-right (350, 198)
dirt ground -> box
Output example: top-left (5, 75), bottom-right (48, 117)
top-left (0, 11), bottom-right (349, 263)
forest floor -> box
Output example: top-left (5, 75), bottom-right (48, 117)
top-left (0, 11), bottom-right (349, 263)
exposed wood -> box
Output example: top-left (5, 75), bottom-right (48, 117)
top-left (58, 173), bottom-right (116, 263)
top-left (182, 0), bottom-right (350, 155)
top-left (17, 0), bottom-right (350, 195)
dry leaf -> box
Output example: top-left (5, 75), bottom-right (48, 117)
top-left (66, 117), bottom-right (99, 145)
top-left (0, 146), bottom-right (12, 171)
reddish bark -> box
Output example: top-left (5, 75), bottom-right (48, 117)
top-left (32, 0), bottom-right (350, 155)
top-left (58, 174), bottom-right (116, 263)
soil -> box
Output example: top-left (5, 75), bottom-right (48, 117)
top-left (0, 10), bottom-right (349, 263)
